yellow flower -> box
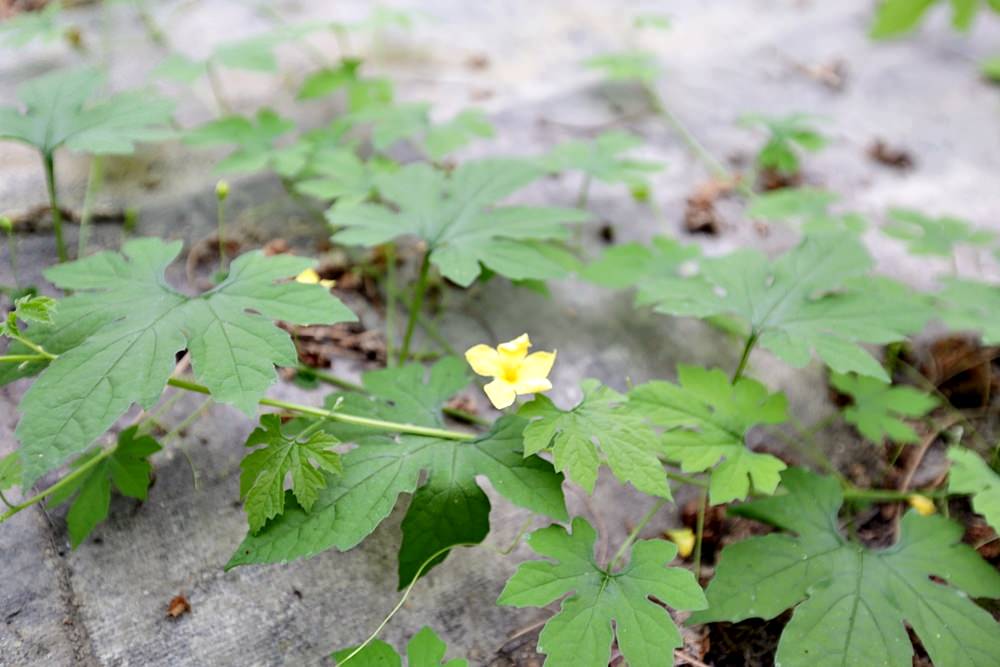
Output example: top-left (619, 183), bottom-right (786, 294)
top-left (295, 268), bottom-right (335, 289)
top-left (465, 333), bottom-right (556, 409)
top-left (908, 494), bottom-right (936, 516)
top-left (666, 528), bottom-right (695, 558)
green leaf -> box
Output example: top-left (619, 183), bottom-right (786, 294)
top-left (692, 467), bottom-right (1000, 667)
top-left (211, 23), bottom-right (323, 72)
top-left (981, 54), bottom-right (1000, 82)
top-left (295, 150), bottom-right (395, 205)
top-left (584, 51), bottom-right (661, 83)
top-left (580, 236), bottom-right (700, 296)
top-left (14, 238), bottom-right (355, 487)
top-left (542, 131), bottom-right (663, 189)
top-left (497, 517), bottom-right (706, 667)
top-left (740, 113), bottom-right (827, 176)
top-left (748, 188), bottom-right (867, 234)
top-left (348, 102), bottom-right (431, 151)
top-left (423, 109), bottom-right (494, 160)
top-left (882, 208), bottom-right (994, 256)
top-left (0, 2), bottom-right (63, 47)
top-left (948, 447), bottom-right (1000, 533)
top-left (519, 380), bottom-right (671, 497)
top-left (829, 372), bottom-right (937, 444)
top-left (937, 278), bottom-right (1000, 343)
top-left (228, 416), bottom-right (567, 585)
top-left (183, 109), bottom-right (294, 173)
top-left (333, 626), bottom-right (467, 667)
top-left (0, 452), bottom-right (22, 492)
top-left (297, 58), bottom-right (363, 100)
top-left (328, 160), bottom-right (588, 286)
top-left (240, 415), bottom-right (342, 534)
top-left (629, 365), bottom-right (788, 504)
top-left (870, 0), bottom-right (938, 38)
top-left (227, 360), bottom-right (566, 586)
top-left (13, 295), bottom-right (57, 325)
top-left (644, 233), bottom-right (931, 379)
top-left (151, 54), bottom-right (207, 83)
top-left (0, 67), bottom-right (174, 156)
top-left (51, 426), bottom-right (162, 548)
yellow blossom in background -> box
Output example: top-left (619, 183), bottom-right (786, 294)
top-left (907, 494), bottom-right (936, 516)
top-left (465, 333), bottom-right (556, 409)
top-left (295, 268), bottom-right (335, 289)
top-left (666, 528), bottom-right (695, 558)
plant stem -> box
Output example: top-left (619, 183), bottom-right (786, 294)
top-left (384, 243), bottom-right (398, 367)
top-left (665, 470), bottom-right (709, 488)
top-left (608, 497), bottom-right (668, 572)
top-left (731, 331), bottom-right (758, 383)
top-left (165, 377), bottom-right (476, 441)
top-left (337, 543), bottom-right (479, 665)
top-left (0, 445), bottom-right (115, 523)
top-left (693, 489), bottom-right (707, 580)
top-left (575, 174), bottom-right (592, 209)
top-left (2, 219), bottom-right (18, 287)
top-left (216, 181), bottom-right (229, 275)
top-left (9, 334), bottom-right (55, 360)
top-left (206, 61), bottom-right (232, 115)
top-left (42, 151), bottom-right (68, 263)
top-left (78, 156), bottom-right (104, 258)
top-left (399, 251), bottom-right (431, 364)
top-left (0, 354), bottom-right (49, 363)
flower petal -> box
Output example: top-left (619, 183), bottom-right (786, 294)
top-left (519, 350), bottom-right (556, 382)
top-left (484, 379), bottom-right (517, 409)
top-left (497, 333), bottom-right (531, 366)
top-left (295, 268), bottom-right (321, 285)
top-left (512, 377), bottom-right (552, 395)
top-left (465, 344), bottom-right (500, 377)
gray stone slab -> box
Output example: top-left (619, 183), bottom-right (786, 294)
top-left (2, 0), bottom-right (1000, 664)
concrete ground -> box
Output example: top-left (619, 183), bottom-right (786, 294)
top-left (2, 0), bottom-right (999, 664)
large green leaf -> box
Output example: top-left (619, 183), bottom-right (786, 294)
top-left (629, 365), bottom-right (788, 504)
top-left (692, 468), bottom-right (1000, 667)
top-left (937, 278), bottom-right (1000, 343)
top-left (0, 67), bottom-right (173, 156)
top-left (519, 380), bottom-right (671, 497)
top-left (227, 360), bottom-right (566, 586)
top-left (829, 372), bottom-right (937, 444)
top-left (882, 208), bottom-right (993, 256)
top-left (45, 426), bottom-right (161, 548)
top-left (579, 236), bottom-right (699, 300)
top-left (14, 238), bottom-right (355, 486)
top-left (328, 159), bottom-right (587, 286)
top-left (497, 517), bottom-right (706, 667)
top-left (227, 417), bottom-right (566, 584)
top-left (333, 626), bottom-right (467, 667)
top-left (948, 447), bottom-right (1000, 533)
top-left (240, 416), bottom-right (342, 534)
top-left (542, 131), bottom-right (662, 188)
top-left (644, 234), bottom-right (931, 379)
top-left (748, 188), bottom-right (867, 234)
top-left (183, 109), bottom-right (294, 173)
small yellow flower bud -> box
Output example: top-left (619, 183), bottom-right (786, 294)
top-left (907, 494), bottom-right (936, 516)
top-left (215, 180), bottom-right (230, 201)
top-left (0, 216), bottom-right (11, 234)
top-left (295, 268), bottom-right (335, 289)
top-left (666, 528), bottom-right (695, 558)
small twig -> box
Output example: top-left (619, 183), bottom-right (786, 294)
top-left (675, 649), bottom-right (712, 667)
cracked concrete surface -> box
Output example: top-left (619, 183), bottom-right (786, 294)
top-left (2, 0), bottom-right (1000, 664)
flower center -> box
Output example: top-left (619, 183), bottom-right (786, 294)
top-left (503, 367), bottom-right (520, 383)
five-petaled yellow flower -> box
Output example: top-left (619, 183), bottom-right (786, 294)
top-left (908, 494), bottom-right (936, 516)
top-left (295, 268), bottom-right (335, 289)
top-left (465, 333), bottom-right (556, 409)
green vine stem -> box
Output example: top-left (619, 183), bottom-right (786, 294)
top-left (1, 216), bottom-right (17, 286)
top-left (384, 243), bottom-right (398, 367)
top-left (78, 156), bottom-right (104, 257)
top-left (398, 251), bottom-right (431, 364)
top-left (165, 377), bottom-right (476, 441)
top-left (0, 354), bottom-right (49, 363)
top-left (731, 331), bottom-right (758, 384)
top-left (42, 151), bottom-right (68, 263)
top-left (337, 542), bottom-right (480, 665)
top-left (607, 497), bottom-right (669, 572)
top-left (215, 180), bottom-right (229, 276)
top-left (0, 444), bottom-right (116, 523)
